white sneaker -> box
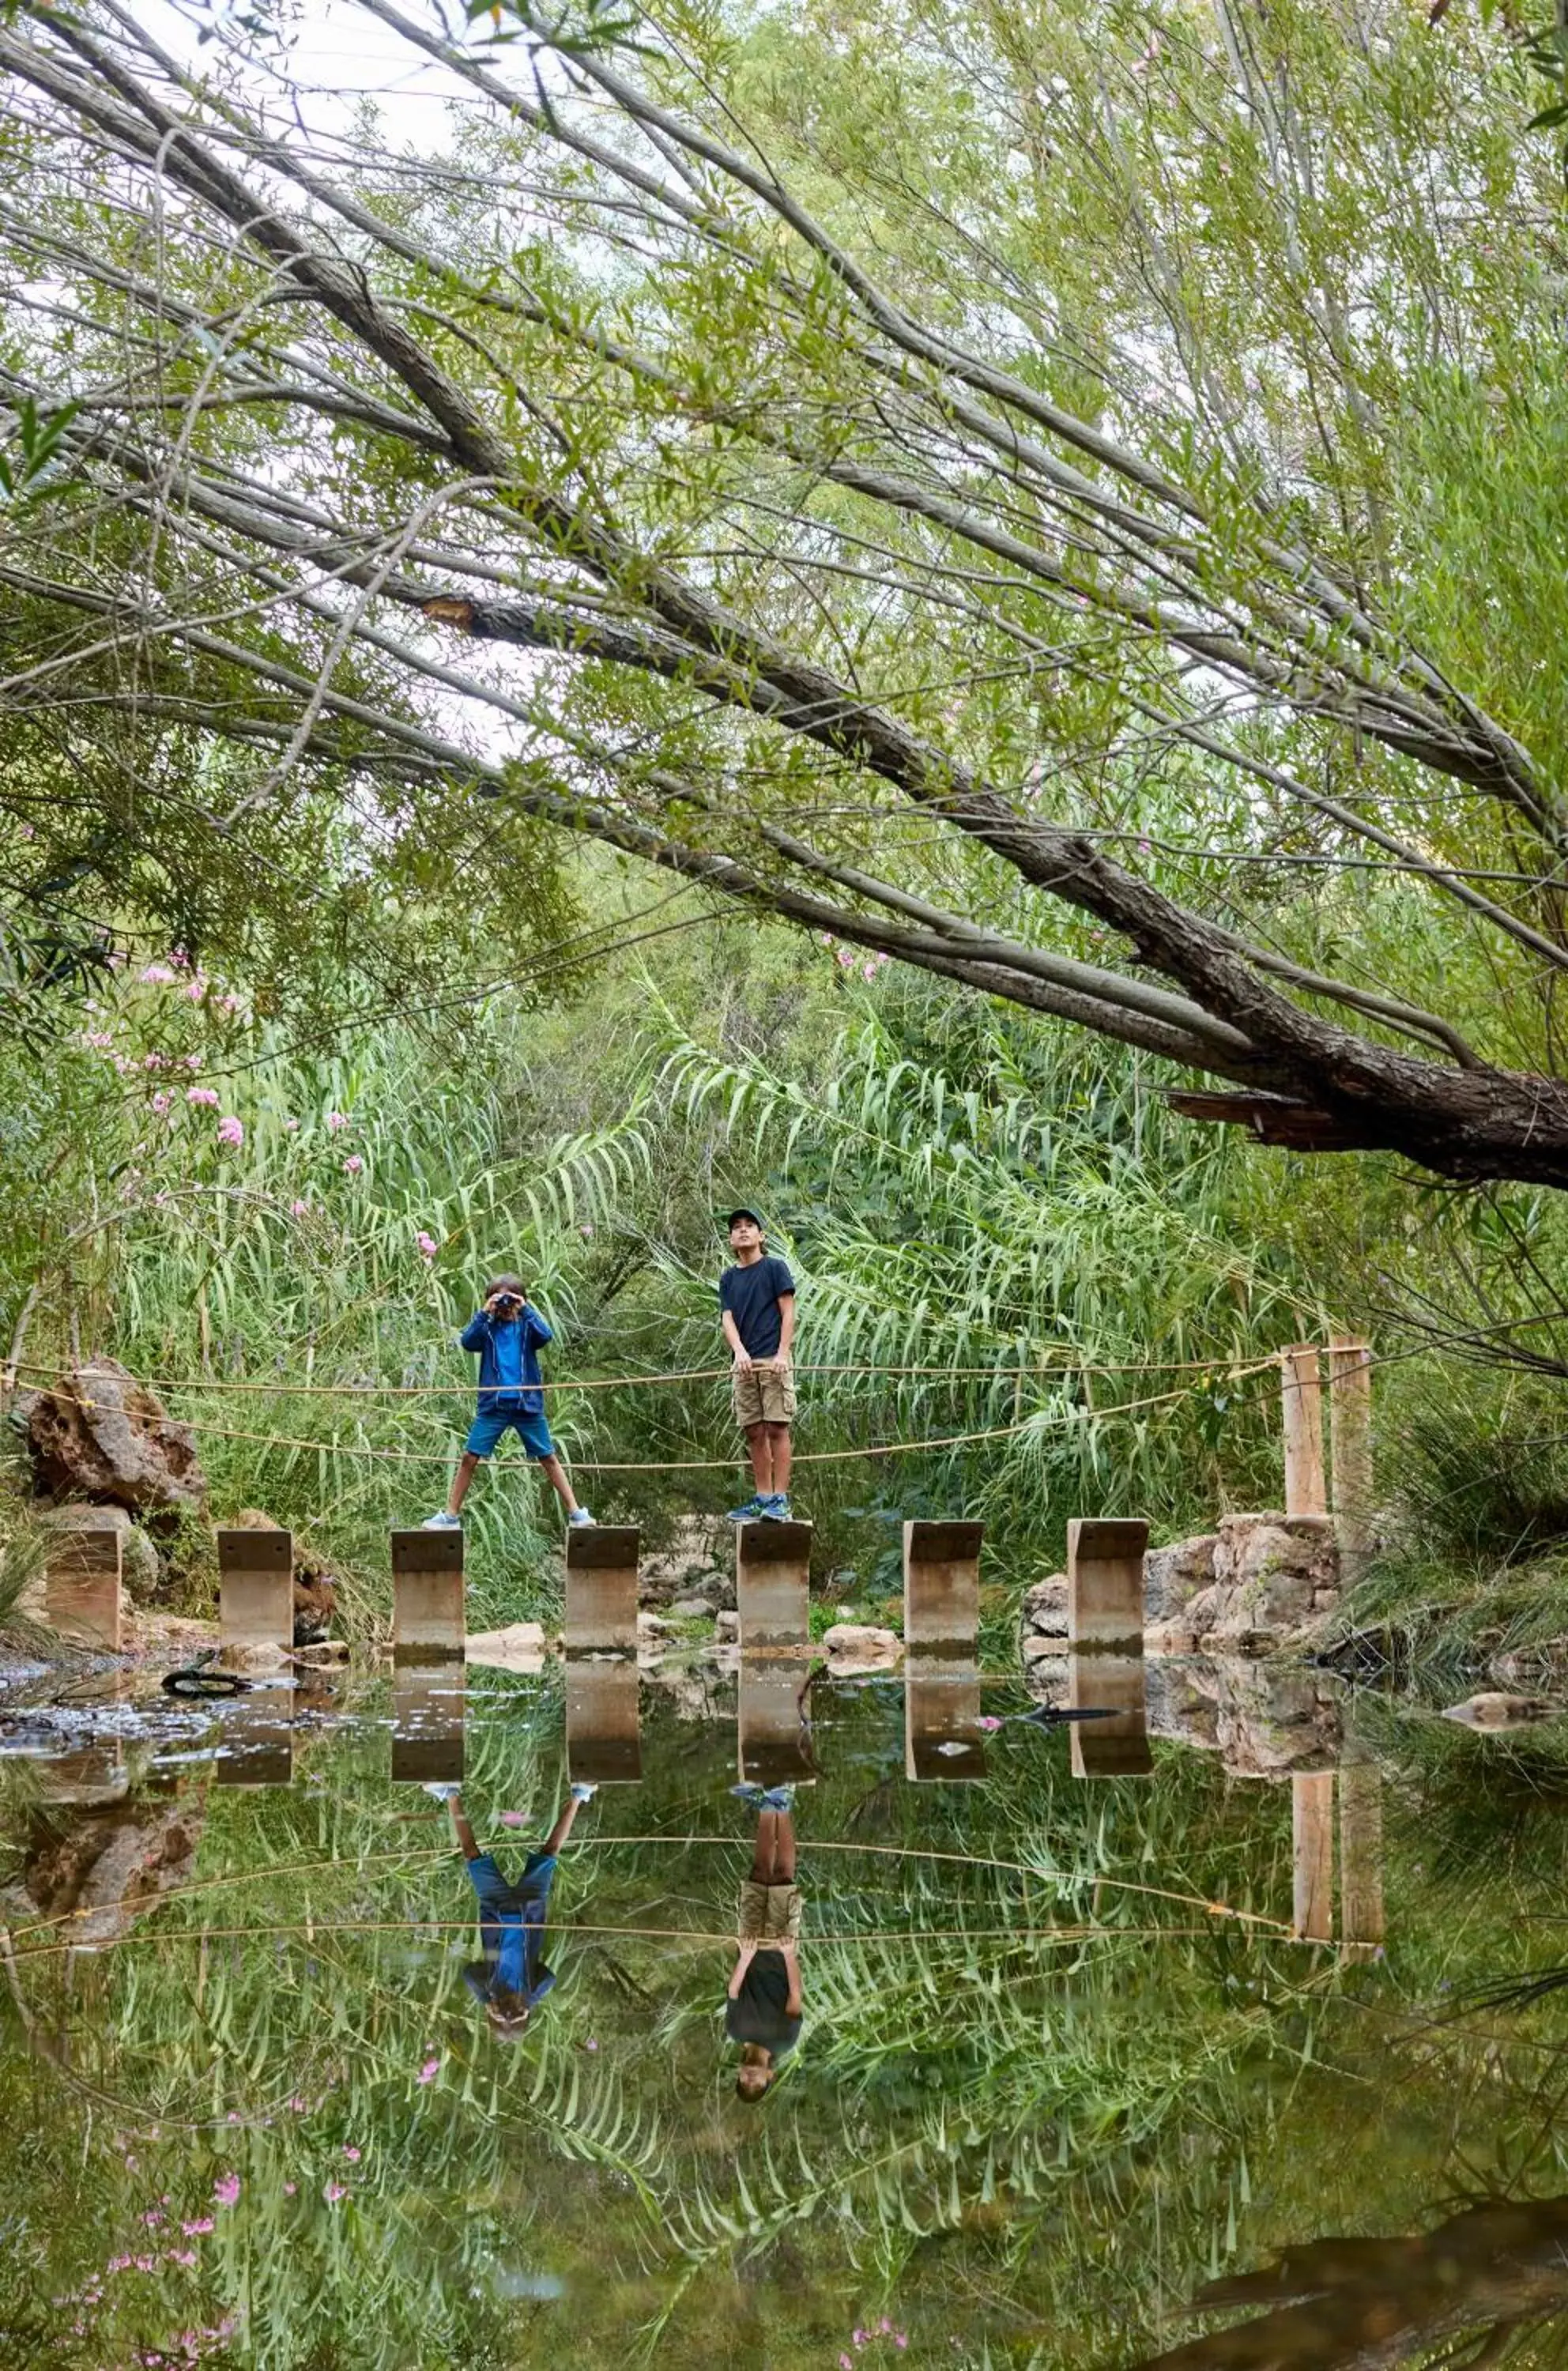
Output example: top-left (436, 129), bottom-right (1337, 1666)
top-left (422, 1781), bottom-right (462, 1801)
top-left (422, 1511), bottom-right (462, 1529)
top-left (569, 1781), bottom-right (597, 1803)
top-left (567, 1508), bottom-right (595, 1528)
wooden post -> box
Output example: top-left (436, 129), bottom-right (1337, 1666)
top-left (737, 1656), bottom-right (816, 1788)
top-left (1292, 1770), bottom-right (1336, 1942)
top-left (1329, 1338), bottom-right (1374, 1584)
top-left (391, 1664), bottom-right (466, 1782)
top-left (1066, 1517), bottom-right (1149, 1650)
top-left (215, 1685), bottom-right (295, 1786)
top-left (1339, 1761), bottom-right (1385, 1962)
top-left (564, 1526), bottom-right (639, 1653)
top-left (1068, 1651), bottom-right (1152, 1777)
top-left (44, 1525), bottom-right (123, 1651)
top-left (903, 1520), bottom-right (982, 1650)
top-left (390, 1529), bottom-right (465, 1660)
top-left (904, 1659), bottom-right (986, 1781)
top-left (566, 1658), bottom-right (642, 1784)
top-left (1281, 1345), bottom-right (1328, 1521)
top-left (736, 1521), bottom-right (812, 1649)
top-left (218, 1527), bottom-right (294, 1653)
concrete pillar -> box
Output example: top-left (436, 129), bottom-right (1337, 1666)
top-left (1066, 1517), bottom-right (1149, 1649)
top-left (390, 1529), bottom-right (465, 1660)
top-left (737, 1655), bottom-right (816, 1788)
top-left (1068, 1650), bottom-right (1152, 1777)
top-left (391, 1664), bottom-right (466, 1782)
top-left (566, 1658), bottom-right (642, 1784)
top-left (564, 1526), bottom-right (639, 1653)
top-left (215, 1685), bottom-right (296, 1786)
top-left (736, 1520), bottom-right (812, 1649)
top-left (904, 1660), bottom-right (986, 1781)
top-left (1329, 1339), bottom-right (1375, 1584)
top-left (44, 1525), bottom-right (124, 1651)
top-left (1281, 1345), bottom-right (1328, 1521)
top-left (1292, 1770), bottom-right (1336, 1942)
top-left (903, 1520), bottom-right (982, 1650)
top-left (1339, 1760), bottom-right (1385, 1961)
top-left (218, 1527), bottom-right (294, 1653)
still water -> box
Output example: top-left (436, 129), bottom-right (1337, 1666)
top-left (3, 1646), bottom-right (1567, 2369)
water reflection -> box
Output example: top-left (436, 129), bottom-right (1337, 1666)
top-left (727, 1785), bottom-right (804, 2100)
top-left (444, 1781), bottom-right (595, 2039)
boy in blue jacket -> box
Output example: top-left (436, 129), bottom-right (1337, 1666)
top-left (424, 1273), bottom-right (594, 1530)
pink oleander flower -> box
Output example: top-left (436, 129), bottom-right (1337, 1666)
top-left (289, 1200), bottom-right (309, 1219)
top-left (876, 951), bottom-right (891, 966)
top-left (143, 1052), bottom-right (168, 1070)
top-left (862, 961), bottom-right (877, 982)
top-left (184, 1052), bottom-right (202, 1070)
top-left (342, 1155), bottom-right (363, 1177)
top-left (287, 2095), bottom-right (308, 2113)
top-left (342, 2146), bottom-right (360, 2162)
top-left (219, 993), bottom-right (241, 1014)
top-left (975, 1715), bottom-right (1003, 1732)
top-left (139, 963), bottom-right (176, 986)
top-left (326, 1110), bottom-right (348, 1132)
top-left (164, 2248), bottom-right (198, 2267)
top-left (216, 1116), bottom-right (243, 1149)
top-left (835, 948), bottom-right (854, 968)
top-left (283, 1116), bottom-right (299, 1131)
top-left (283, 2181), bottom-right (297, 2196)
top-left (141, 2210), bottom-right (163, 2228)
top-left (212, 2173), bottom-right (239, 2207)
top-left (170, 948), bottom-right (190, 970)
top-left (187, 1084), bottom-right (219, 1108)
top-left (416, 1231), bottom-right (438, 1260)
top-left (186, 977), bottom-right (207, 1001)
top-left (150, 1091), bottom-right (172, 1118)
top-left (498, 1810), bottom-right (526, 1828)
top-left (416, 2056), bottom-right (440, 2085)
top-left (180, 2219), bottom-right (213, 2237)
top-left (322, 2181), bottom-right (347, 2204)
top-left (83, 1028), bottom-right (113, 1050)
top-left (134, 2253), bottom-right (156, 2271)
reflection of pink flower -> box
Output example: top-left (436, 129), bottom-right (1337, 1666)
top-left (416, 1230), bottom-right (438, 1260)
top-left (283, 1117), bottom-right (299, 1131)
top-left (342, 2146), bottom-right (360, 2162)
top-left (499, 1811), bottom-right (526, 1828)
top-left (181, 2218), bottom-right (213, 2237)
top-left (284, 2181), bottom-right (297, 2196)
top-left (213, 2173), bottom-right (239, 2207)
top-left (184, 1053), bottom-right (202, 1071)
top-left (150, 1091), bottom-right (172, 1118)
top-left (342, 1155), bottom-right (363, 1177)
top-left (416, 2056), bottom-right (440, 2085)
top-left (187, 1085), bottom-right (219, 1108)
top-left (835, 948), bottom-right (854, 969)
top-left (322, 2181), bottom-right (347, 2204)
top-left (139, 963), bottom-right (176, 986)
top-left (216, 1116), bottom-right (243, 1148)
top-left (862, 961), bottom-right (877, 982)
top-left (326, 1110), bottom-right (348, 1132)
top-left (289, 1200), bottom-right (309, 1219)
top-left (976, 1715), bottom-right (1003, 1732)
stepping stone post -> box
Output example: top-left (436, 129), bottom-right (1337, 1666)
top-left (566, 1657), bottom-right (642, 1784)
top-left (903, 1520), bottom-right (982, 1651)
top-left (736, 1521), bottom-right (812, 1649)
top-left (214, 1686), bottom-right (296, 1787)
top-left (390, 1528), bottom-right (465, 1660)
top-left (1066, 1517), bottom-right (1149, 1651)
top-left (218, 1526), bottom-right (293, 1653)
top-left (44, 1525), bottom-right (124, 1651)
top-left (737, 1655), bottom-right (816, 1788)
top-left (1292, 1770), bottom-right (1336, 1942)
top-left (904, 1660), bottom-right (986, 1781)
top-left (564, 1525), bottom-right (639, 1653)
top-left (1067, 1650), bottom-right (1152, 1777)
top-left (391, 1664), bottom-right (466, 1782)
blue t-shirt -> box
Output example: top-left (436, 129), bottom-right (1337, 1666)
top-left (719, 1256), bottom-right (796, 1359)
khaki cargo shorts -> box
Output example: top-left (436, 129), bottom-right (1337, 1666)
top-left (733, 1360), bottom-right (797, 1430)
top-left (737, 1880), bottom-right (804, 1943)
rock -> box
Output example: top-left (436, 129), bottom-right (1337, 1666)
top-left (19, 1791), bottom-right (203, 1947)
top-left (1442, 1692), bottom-right (1557, 1729)
top-left (18, 1360), bottom-right (205, 1513)
top-left (36, 1502), bottom-right (162, 1603)
top-left (667, 1595), bottom-right (713, 1619)
top-left (715, 1610), bottom-right (740, 1639)
top-left (1021, 1574), bottom-right (1069, 1638)
top-left (822, 1623), bottom-right (903, 1670)
top-left (466, 1622), bottom-right (546, 1673)
top-left (1022, 1632), bottom-right (1064, 1663)
top-left (638, 1514), bottom-right (735, 1608)
top-left (1144, 1536), bottom-right (1217, 1620)
top-left (1145, 1623), bottom-right (1198, 1657)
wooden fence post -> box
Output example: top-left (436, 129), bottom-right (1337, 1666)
top-left (1281, 1345), bottom-right (1328, 1520)
top-left (1329, 1339), bottom-right (1374, 1583)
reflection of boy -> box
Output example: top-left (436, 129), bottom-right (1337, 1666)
top-left (726, 1785), bottom-right (803, 2101)
top-left (719, 1210), bottom-right (796, 1522)
top-left (424, 1272), bottom-right (594, 1530)
top-left (431, 1784), bottom-right (596, 2041)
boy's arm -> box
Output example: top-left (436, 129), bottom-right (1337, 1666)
top-left (458, 1310), bottom-right (491, 1352)
top-left (449, 1796), bottom-right (481, 1860)
top-left (722, 1308), bottom-right (752, 1370)
top-left (774, 1292), bottom-right (796, 1366)
top-left (523, 1302), bottom-right (554, 1347)
top-left (780, 1939), bottom-right (803, 2015)
top-left (728, 1942), bottom-right (759, 1996)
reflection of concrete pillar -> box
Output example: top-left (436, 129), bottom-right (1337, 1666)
top-left (736, 1521), bottom-right (812, 1649)
top-left (44, 1526), bottom-right (123, 1651)
top-left (1068, 1652), bottom-right (1152, 1777)
top-left (904, 1660), bottom-right (986, 1781)
top-left (390, 1664), bottom-right (466, 1782)
top-left (565, 1658), bottom-right (642, 1784)
top-left (564, 1526), bottom-right (639, 1653)
top-left (35, 1743), bottom-right (129, 1806)
top-left (1339, 1761), bottom-right (1385, 1960)
top-left (1292, 1771), bottom-right (1336, 1942)
top-left (390, 1529), bottom-right (465, 1659)
top-left (1066, 1518), bottom-right (1149, 1649)
top-left (215, 1685), bottom-right (296, 1786)
top-left (903, 1521), bottom-right (982, 1650)
top-left (1329, 1340), bottom-right (1375, 1585)
top-left (1281, 1346), bottom-right (1328, 1521)
top-left (218, 1528), bottom-right (293, 1652)
top-left (737, 1656), bottom-right (815, 1788)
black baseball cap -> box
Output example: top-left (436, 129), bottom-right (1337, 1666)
top-left (726, 1207), bottom-right (764, 1230)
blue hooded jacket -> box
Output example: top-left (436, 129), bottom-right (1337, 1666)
top-left (459, 1305), bottom-right (553, 1415)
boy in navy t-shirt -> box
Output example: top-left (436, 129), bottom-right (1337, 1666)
top-left (718, 1210), bottom-right (796, 1521)
top-left (424, 1272), bottom-right (594, 1530)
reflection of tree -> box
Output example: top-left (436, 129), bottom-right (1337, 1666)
top-left (1133, 2199), bottom-right (1568, 2369)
